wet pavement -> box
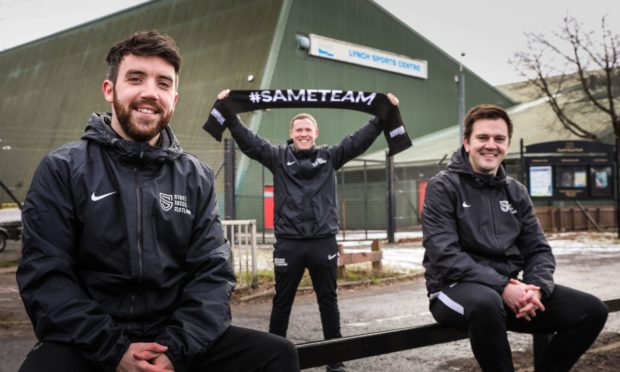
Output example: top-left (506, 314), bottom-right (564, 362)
top-left (2, 233), bottom-right (620, 371)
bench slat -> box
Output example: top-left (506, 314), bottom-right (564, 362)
top-left (296, 297), bottom-right (619, 369)
top-left (297, 323), bottom-right (467, 368)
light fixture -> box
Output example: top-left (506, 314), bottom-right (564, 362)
top-left (296, 34), bottom-right (310, 50)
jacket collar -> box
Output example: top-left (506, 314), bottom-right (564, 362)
top-left (82, 113), bottom-right (183, 162)
top-left (286, 138), bottom-right (318, 158)
top-left (447, 145), bottom-right (507, 188)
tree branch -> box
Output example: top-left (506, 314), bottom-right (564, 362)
top-left (511, 13), bottom-right (620, 140)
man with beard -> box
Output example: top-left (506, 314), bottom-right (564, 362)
top-left (422, 104), bottom-right (608, 371)
top-left (17, 31), bottom-right (299, 372)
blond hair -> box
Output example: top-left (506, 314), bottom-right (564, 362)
top-left (289, 113), bottom-right (318, 129)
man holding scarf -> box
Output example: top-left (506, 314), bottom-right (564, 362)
top-left (214, 89), bottom-right (399, 372)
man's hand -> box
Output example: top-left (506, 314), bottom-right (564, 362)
top-left (502, 279), bottom-right (527, 313)
top-left (217, 89), bottom-right (231, 100)
top-left (502, 279), bottom-right (545, 321)
top-left (516, 286), bottom-right (545, 321)
top-left (133, 350), bottom-right (174, 371)
top-left (116, 342), bottom-right (174, 372)
top-left (387, 93), bottom-right (399, 106)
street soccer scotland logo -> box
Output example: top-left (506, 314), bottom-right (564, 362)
top-left (160, 193), bottom-right (173, 211)
top-left (160, 193), bottom-right (192, 215)
top-left (499, 200), bottom-right (517, 215)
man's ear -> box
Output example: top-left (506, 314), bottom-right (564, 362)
top-left (102, 80), bottom-right (114, 103)
top-left (315, 128), bottom-right (319, 139)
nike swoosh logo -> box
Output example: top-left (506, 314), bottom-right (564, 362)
top-left (287, 161), bottom-right (296, 166)
top-left (462, 202), bottom-right (471, 208)
top-left (91, 191), bottom-right (117, 202)
top-left (328, 253), bottom-right (338, 260)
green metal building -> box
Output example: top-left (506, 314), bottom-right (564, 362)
top-left (0, 0), bottom-right (514, 227)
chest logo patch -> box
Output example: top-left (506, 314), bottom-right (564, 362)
top-left (160, 193), bottom-right (174, 211)
top-left (499, 200), bottom-right (517, 214)
top-left (160, 193), bottom-right (192, 215)
top-left (312, 157), bottom-right (327, 167)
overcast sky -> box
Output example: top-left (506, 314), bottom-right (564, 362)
top-left (1, 0), bottom-right (618, 86)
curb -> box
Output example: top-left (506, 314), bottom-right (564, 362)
top-left (0, 266), bottom-right (17, 274)
top-left (235, 271), bottom-right (424, 303)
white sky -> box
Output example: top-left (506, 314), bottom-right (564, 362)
top-left (0, 0), bottom-right (618, 86)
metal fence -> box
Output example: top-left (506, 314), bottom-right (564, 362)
top-left (221, 219), bottom-right (258, 289)
top-left (231, 158), bottom-right (428, 243)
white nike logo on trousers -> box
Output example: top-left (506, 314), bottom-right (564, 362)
top-left (328, 253), bottom-right (338, 260)
top-left (91, 191), bottom-right (117, 201)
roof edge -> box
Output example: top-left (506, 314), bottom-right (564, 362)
top-left (0, 0), bottom-right (159, 54)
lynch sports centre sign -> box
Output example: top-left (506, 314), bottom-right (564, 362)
top-left (308, 33), bottom-right (428, 79)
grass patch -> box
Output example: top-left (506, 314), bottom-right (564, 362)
top-left (0, 259), bottom-right (19, 268)
top-left (232, 266), bottom-right (417, 302)
top-left (236, 267), bottom-right (411, 288)
top-left (237, 269), bottom-right (275, 287)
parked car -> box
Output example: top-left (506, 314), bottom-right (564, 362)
top-left (0, 206), bottom-right (22, 252)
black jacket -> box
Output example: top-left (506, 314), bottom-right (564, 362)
top-left (422, 146), bottom-right (555, 297)
top-left (17, 113), bottom-right (235, 372)
top-left (228, 116), bottom-right (382, 239)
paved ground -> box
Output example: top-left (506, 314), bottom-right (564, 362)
top-left (2, 233), bottom-right (620, 371)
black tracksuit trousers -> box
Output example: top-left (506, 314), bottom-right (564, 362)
top-left (429, 282), bottom-right (608, 372)
top-left (18, 325), bottom-right (299, 372)
top-left (269, 236), bottom-right (342, 340)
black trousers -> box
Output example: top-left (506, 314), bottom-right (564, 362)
top-left (429, 282), bottom-right (608, 372)
top-left (18, 325), bottom-right (299, 372)
top-left (269, 236), bottom-right (342, 340)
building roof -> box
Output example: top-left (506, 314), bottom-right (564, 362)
top-left (351, 71), bottom-right (618, 169)
top-left (0, 0), bottom-right (519, 204)
top-left (0, 0), bottom-right (284, 200)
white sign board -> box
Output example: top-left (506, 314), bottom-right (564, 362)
top-left (308, 33), bottom-right (428, 79)
top-left (529, 165), bottom-right (553, 197)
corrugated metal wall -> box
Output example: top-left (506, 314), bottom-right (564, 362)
top-left (234, 0), bottom-right (515, 226)
top-left (0, 0), bottom-right (282, 203)
top-left (1, 0), bottom-right (515, 232)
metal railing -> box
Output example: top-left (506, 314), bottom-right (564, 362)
top-left (222, 219), bottom-right (258, 288)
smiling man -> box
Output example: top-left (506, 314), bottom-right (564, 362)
top-left (104, 53), bottom-right (178, 144)
top-left (17, 31), bottom-right (298, 372)
top-left (463, 116), bottom-right (508, 175)
top-left (216, 89), bottom-right (398, 372)
top-left (288, 113), bottom-right (318, 151)
top-left (421, 104), bottom-right (608, 371)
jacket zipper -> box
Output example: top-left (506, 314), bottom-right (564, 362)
top-left (489, 193), bottom-right (498, 243)
top-left (130, 167), bottom-right (144, 316)
top-left (135, 167), bottom-right (144, 279)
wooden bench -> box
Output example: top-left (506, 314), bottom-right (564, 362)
top-left (296, 297), bottom-right (620, 369)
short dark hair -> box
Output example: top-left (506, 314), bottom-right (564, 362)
top-left (105, 30), bottom-right (181, 84)
top-left (463, 104), bottom-right (513, 141)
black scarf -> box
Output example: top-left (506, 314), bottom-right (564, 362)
top-left (203, 89), bottom-right (412, 156)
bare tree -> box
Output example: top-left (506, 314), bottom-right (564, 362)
top-left (512, 14), bottom-right (619, 141)
top-left (513, 15), bottom-right (620, 236)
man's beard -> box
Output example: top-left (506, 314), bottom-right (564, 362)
top-left (113, 94), bottom-right (172, 143)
